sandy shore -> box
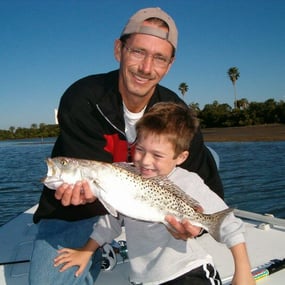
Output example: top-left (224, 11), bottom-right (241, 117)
top-left (201, 124), bottom-right (285, 142)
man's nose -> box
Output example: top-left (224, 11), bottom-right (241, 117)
top-left (138, 55), bottom-right (154, 74)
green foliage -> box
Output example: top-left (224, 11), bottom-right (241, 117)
top-left (227, 67), bottom-right (240, 85)
top-left (0, 124), bottom-right (59, 140)
top-left (178, 82), bottom-right (189, 97)
top-left (192, 98), bottom-right (285, 128)
top-left (227, 67), bottom-right (240, 108)
top-left (1, 98), bottom-right (284, 140)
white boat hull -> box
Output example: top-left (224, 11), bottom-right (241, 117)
top-left (0, 205), bottom-right (285, 285)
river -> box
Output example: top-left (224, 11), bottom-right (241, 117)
top-left (0, 139), bottom-right (284, 226)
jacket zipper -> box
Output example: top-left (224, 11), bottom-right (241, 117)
top-left (96, 104), bottom-right (133, 162)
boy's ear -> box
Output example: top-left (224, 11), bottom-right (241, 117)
top-left (176, 151), bottom-right (189, 165)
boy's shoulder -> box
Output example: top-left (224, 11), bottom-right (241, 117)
top-left (170, 167), bottom-right (204, 183)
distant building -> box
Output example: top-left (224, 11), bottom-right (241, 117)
top-left (54, 109), bottom-right (58, 125)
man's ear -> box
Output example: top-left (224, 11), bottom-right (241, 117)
top-left (114, 39), bottom-right (122, 62)
top-left (176, 151), bottom-right (189, 165)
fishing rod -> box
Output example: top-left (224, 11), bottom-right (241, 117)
top-left (222, 258), bottom-right (285, 284)
top-left (252, 258), bottom-right (285, 281)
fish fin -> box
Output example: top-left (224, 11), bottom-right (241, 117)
top-left (90, 180), bottom-right (119, 217)
top-left (149, 176), bottom-right (202, 210)
top-left (100, 200), bottom-right (119, 217)
top-left (205, 208), bottom-right (234, 239)
top-left (112, 162), bottom-right (140, 175)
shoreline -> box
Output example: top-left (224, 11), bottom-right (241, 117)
top-left (201, 124), bottom-right (285, 142)
top-left (1, 125), bottom-right (284, 143)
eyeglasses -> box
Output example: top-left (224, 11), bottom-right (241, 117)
top-left (123, 44), bottom-right (172, 68)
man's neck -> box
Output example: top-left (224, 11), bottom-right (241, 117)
top-left (122, 95), bottom-right (150, 113)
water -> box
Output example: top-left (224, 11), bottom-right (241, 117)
top-left (0, 139), bottom-right (285, 226)
top-left (0, 138), bottom-right (55, 226)
top-left (211, 141), bottom-right (285, 218)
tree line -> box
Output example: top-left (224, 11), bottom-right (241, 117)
top-left (0, 97), bottom-right (284, 141)
top-left (1, 66), bottom-right (284, 140)
top-left (179, 66), bottom-right (241, 108)
top-left (190, 98), bottom-right (285, 128)
top-left (179, 66), bottom-right (285, 127)
top-left (0, 123), bottom-right (59, 140)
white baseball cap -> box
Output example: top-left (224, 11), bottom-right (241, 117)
top-left (121, 7), bottom-right (178, 49)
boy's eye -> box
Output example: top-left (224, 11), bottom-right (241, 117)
top-left (154, 154), bottom-right (163, 159)
top-left (135, 146), bottom-right (144, 152)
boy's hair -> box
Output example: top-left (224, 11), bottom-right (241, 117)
top-left (135, 102), bottom-right (199, 158)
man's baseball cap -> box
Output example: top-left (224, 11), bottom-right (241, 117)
top-left (121, 7), bottom-right (178, 49)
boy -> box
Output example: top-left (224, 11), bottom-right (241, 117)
top-left (54, 102), bottom-right (255, 285)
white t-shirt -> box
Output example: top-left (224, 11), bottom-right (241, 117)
top-left (91, 167), bottom-right (245, 284)
top-left (123, 103), bottom-right (146, 143)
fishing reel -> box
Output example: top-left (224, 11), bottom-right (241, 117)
top-left (101, 240), bottom-right (129, 271)
top-left (101, 244), bottom-right (117, 271)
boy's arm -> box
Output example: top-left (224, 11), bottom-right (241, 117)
top-left (230, 242), bottom-right (256, 285)
top-left (54, 238), bottom-right (100, 277)
top-left (54, 213), bottom-right (122, 276)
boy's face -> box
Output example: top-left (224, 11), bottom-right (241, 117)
top-left (133, 133), bottom-right (188, 178)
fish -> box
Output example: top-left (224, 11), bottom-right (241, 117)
top-left (42, 157), bottom-right (233, 237)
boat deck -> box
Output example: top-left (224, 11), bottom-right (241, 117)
top-left (0, 205), bottom-right (285, 285)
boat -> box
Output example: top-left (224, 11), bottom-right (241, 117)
top-left (0, 204), bottom-right (285, 285)
top-left (1, 148), bottom-right (284, 284)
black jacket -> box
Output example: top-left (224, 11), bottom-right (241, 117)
top-left (33, 70), bottom-right (223, 223)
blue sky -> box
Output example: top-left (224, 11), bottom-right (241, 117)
top-left (1, 0), bottom-right (284, 130)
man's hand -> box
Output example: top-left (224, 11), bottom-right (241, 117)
top-left (54, 180), bottom-right (96, 206)
top-left (165, 215), bottom-right (203, 240)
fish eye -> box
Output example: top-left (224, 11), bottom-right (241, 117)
top-left (60, 158), bottom-right (68, 166)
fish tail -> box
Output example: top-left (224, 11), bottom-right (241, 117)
top-left (205, 208), bottom-right (234, 239)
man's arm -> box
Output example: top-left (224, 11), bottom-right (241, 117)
top-left (54, 180), bottom-right (96, 206)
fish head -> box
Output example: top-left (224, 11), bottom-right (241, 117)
top-left (42, 157), bottom-right (83, 190)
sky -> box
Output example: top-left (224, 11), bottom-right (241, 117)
top-left (1, 0), bottom-right (284, 130)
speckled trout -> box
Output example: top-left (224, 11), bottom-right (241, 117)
top-left (43, 157), bottom-right (232, 237)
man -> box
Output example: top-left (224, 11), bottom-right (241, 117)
top-left (30, 7), bottom-right (224, 285)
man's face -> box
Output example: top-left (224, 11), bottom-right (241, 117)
top-left (115, 32), bottom-right (174, 105)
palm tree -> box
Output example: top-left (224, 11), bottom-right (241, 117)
top-left (236, 98), bottom-right (249, 110)
top-left (178, 82), bottom-right (189, 98)
top-left (227, 67), bottom-right (240, 108)
top-left (9, 126), bottom-right (15, 134)
top-left (188, 102), bottom-right (200, 116)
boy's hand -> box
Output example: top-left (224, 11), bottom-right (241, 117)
top-left (165, 216), bottom-right (203, 240)
top-left (54, 180), bottom-right (96, 206)
top-left (54, 247), bottom-right (93, 277)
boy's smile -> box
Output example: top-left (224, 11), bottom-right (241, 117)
top-left (134, 133), bottom-right (188, 178)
